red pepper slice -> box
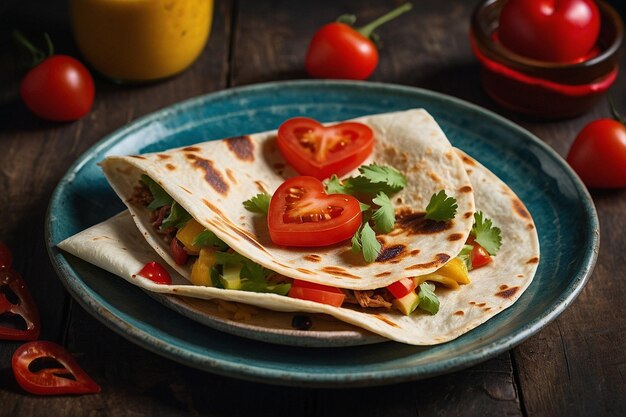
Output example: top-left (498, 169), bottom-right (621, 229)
top-left (12, 341), bottom-right (101, 395)
top-left (288, 279), bottom-right (346, 307)
top-left (0, 269), bottom-right (41, 341)
top-left (386, 278), bottom-right (416, 299)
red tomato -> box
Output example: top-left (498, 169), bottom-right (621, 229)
top-left (20, 55), bottom-right (94, 121)
top-left (170, 238), bottom-right (189, 266)
top-left (0, 269), bottom-right (41, 341)
top-left (305, 23), bottom-right (378, 80)
top-left (288, 279), bottom-right (346, 307)
top-left (470, 241), bottom-right (492, 269)
top-left (566, 119), bottom-right (626, 188)
top-left (12, 341), bottom-right (100, 395)
top-left (386, 278), bottom-right (416, 299)
top-left (498, 0), bottom-right (600, 62)
top-left (137, 261), bottom-right (172, 285)
top-left (305, 3), bottom-right (412, 80)
top-left (268, 176), bottom-right (362, 247)
top-left (0, 241), bottom-right (12, 270)
top-left (277, 117), bottom-right (374, 180)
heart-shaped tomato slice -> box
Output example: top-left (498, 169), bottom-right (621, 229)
top-left (268, 176), bottom-right (362, 247)
top-left (277, 117), bottom-right (374, 180)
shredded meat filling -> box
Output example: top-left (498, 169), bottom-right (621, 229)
top-left (129, 183), bottom-right (153, 206)
top-left (347, 290), bottom-right (393, 309)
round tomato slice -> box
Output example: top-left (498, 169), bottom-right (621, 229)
top-left (277, 117), bottom-right (374, 180)
top-left (288, 280), bottom-right (346, 307)
top-left (268, 176), bottom-right (362, 247)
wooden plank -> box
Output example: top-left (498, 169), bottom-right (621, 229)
top-left (509, 62), bottom-right (626, 417)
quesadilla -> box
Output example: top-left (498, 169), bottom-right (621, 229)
top-left (58, 109), bottom-right (540, 345)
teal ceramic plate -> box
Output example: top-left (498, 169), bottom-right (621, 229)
top-left (46, 81), bottom-right (598, 387)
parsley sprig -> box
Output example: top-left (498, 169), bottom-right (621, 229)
top-left (418, 282), bottom-right (440, 314)
top-left (424, 190), bottom-right (457, 221)
top-left (325, 163), bottom-right (406, 196)
top-left (471, 211), bottom-right (502, 255)
top-left (243, 192), bottom-right (271, 214)
top-left (456, 211), bottom-right (502, 270)
top-left (327, 164), bottom-right (407, 263)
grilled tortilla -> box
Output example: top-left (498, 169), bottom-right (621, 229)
top-left (58, 146), bottom-right (540, 345)
top-left (98, 109), bottom-right (476, 290)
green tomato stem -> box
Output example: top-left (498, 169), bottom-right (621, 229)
top-left (357, 2), bottom-right (413, 40)
top-left (44, 33), bottom-right (54, 57)
top-left (12, 30), bottom-right (49, 67)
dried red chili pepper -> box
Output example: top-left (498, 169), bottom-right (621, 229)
top-left (0, 269), bottom-right (41, 341)
top-left (12, 340), bottom-right (100, 395)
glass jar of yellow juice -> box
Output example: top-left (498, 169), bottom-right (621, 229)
top-left (69, 0), bottom-right (213, 83)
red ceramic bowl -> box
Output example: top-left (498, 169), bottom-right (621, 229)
top-left (471, 0), bottom-right (623, 119)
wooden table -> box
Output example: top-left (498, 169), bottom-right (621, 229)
top-left (1, 1), bottom-right (625, 415)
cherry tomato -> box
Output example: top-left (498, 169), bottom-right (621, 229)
top-left (1, 269), bottom-right (41, 341)
top-left (470, 241), bottom-right (492, 269)
top-left (288, 280), bottom-right (346, 307)
top-left (20, 55), bottom-right (94, 121)
top-left (305, 3), bottom-right (412, 80)
top-left (566, 118), bottom-right (626, 188)
top-left (268, 176), bottom-right (362, 247)
top-left (137, 261), bottom-right (172, 285)
top-left (12, 341), bottom-right (100, 395)
top-left (386, 278), bottom-right (416, 299)
top-left (0, 241), bottom-right (13, 270)
top-left (277, 117), bottom-right (374, 180)
top-left (498, 0), bottom-right (600, 62)
top-left (170, 238), bottom-right (189, 266)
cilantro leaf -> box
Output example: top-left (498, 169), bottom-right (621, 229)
top-left (240, 260), bottom-right (268, 282)
top-left (371, 192), bottom-right (395, 233)
top-left (213, 251), bottom-right (247, 266)
top-left (360, 222), bottom-right (381, 263)
top-left (457, 244), bottom-right (474, 271)
top-left (471, 211), bottom-right (502, 256)
top-left (418, 282), bottom-right (440, 315)
top-left (193, 230), bottom-right (229, 251)
top-left (424, 190), bottom-right (458, 221)
top-left (160, 201), bottom-right (192, 230)
top-left (141, 175), bottom-right (173, 210)
top-left (324, 164), bottom-right (407, 197)
top-left (325, 175), bottom-right (352, 195)
top-left (243, 193), bottom-right (271, 214)
top-left (358, 164), bottom-right (407, 190)
top-left (359, 202), bottom-right (371, 212)
top-left (210, 266), bottom-right (223, 288)
top-left (351, 225), bottom-right (363, 253)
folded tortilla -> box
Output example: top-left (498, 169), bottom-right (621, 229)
top-left (58, 147), bottom-right (540, 345)
top-left (99, 109), bottom-right (476, 290)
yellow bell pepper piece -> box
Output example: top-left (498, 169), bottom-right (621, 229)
top-left (437, 258), bottom-right (471, 285)
top-left (190, 247), bottom-right (217, 286)
top-left (176, 218), bottom-right (205, 254)
top-left (413, 258), bottom-right (470, 289)
top-left (414, 274), bottom-right (460, 290)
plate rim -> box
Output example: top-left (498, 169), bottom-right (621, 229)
top-left (45, 79), bottom-right (599, 387)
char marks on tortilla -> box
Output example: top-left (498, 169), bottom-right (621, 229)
top-left (100, 110), bottom-right (476, 290)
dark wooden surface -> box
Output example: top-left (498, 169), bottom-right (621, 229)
top-left (1, 1), bottom-right (625, 416)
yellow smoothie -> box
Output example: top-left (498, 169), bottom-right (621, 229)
top-left (70, 0), bottom-right (213, 82)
